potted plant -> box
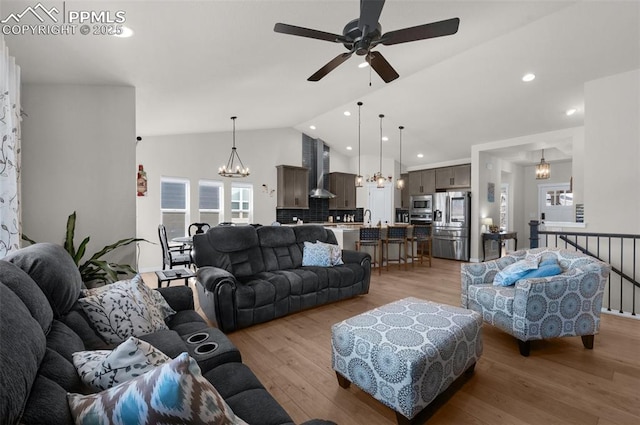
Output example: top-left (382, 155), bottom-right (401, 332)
top-left (23, 211), bottom-right (147, 286)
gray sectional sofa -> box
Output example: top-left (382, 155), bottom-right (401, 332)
top-left (0, 243), bottom-right (334, 424)
top-left (193, 224), bottom-right (372, 333)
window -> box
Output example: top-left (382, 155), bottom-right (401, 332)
top-left (161, 178), bottom-right (189, 240)
top-left (231, 183), bottom-right (252, 224)
top-left (499, 183), bottom-right (509, 230)
top-left (199, 180), bottom-right (223, 225)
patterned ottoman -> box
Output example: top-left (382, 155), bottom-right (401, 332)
top-left (331, 297), bottom-right (482, 424)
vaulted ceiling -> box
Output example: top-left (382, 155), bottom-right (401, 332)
top-left (3, 0), bottom-right (639, 167)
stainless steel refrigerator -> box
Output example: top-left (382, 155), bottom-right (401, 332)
top-left (431, 191), bottom-right (471, 261)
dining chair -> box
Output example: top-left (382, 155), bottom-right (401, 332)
top-left (356, 227), bottom-right (382, 275)
top-left (158, 224), bottom-right (192, 270)
top-left (188, 222), bottom-right (211, 236)
top-left (408, 225), bottom-right (432, 267)
top-left (383, 226), bottom-right (408, 271)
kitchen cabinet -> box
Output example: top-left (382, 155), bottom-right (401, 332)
top-left (400, 173), bottom-right (410, 208)
top-left (276, 165), bottom-right (309, 209)
top-left (435, 164), bottom-right (471, 189)
top-left (329, 172), bottom-right (357, 210)
top-left (408, 169), bottom-right (435, 195)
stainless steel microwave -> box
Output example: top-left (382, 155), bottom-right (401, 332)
top-left (410, 195), bottom-right (433, 212)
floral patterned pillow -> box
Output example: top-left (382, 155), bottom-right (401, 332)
top-left (72, 336), bottom-right (170, 391)
top-left (82, 275), bottom-right (176, 319)
top-left (67, 353), bottom-right (249, 425)
top-left (77, 278), bottom-right (169, 343)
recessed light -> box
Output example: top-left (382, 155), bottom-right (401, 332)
top-left (382, 136), bottom-right (388, 141)
top-left (344, 111), bottom-right (351, 116)
top-left (566, 108), bottom-right (577, 116)
top-left (417, 153), bottom-right (424, 158)
top-left (309, 125), bottom-right (316, 130)
top-left (358, 62), bottom-right (369, 68)
top-left (522, 73), bottom-right (536, 82)
top-left (346, 146), bottom-right (353, 150)
top-left (113, 25), bottom-right (134, 38)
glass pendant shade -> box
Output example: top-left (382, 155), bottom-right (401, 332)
top-left (376, 114), bottom-right (386, 188)
top-left (356, 102), bottom-right (363, 188)
top-left (535, 149), bottom-right (550, 179)
top-left (396, 125), bottom-right (404, 190)
top-left (219, 116), bottom-right (250, 178)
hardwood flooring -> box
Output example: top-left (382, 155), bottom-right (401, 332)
top-left (143, 259), bottom-right (640, 425)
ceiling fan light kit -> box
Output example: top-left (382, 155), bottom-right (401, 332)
top-left (274, 0), bottom-right (460, 83)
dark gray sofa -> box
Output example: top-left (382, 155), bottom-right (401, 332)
top-left (0, 243), bottom-right (333, 425)
top-left (193, 224), bottom-right (371, 333)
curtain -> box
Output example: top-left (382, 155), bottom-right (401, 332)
top-left (0, 36), bottom-right (22, 256)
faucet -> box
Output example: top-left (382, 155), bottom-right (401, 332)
top-left (364, 209), bottom-right (371, 225)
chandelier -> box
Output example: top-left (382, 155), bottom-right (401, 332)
top-left (396, 125), bottom-right (405, 190)
top-left (218, 116), bottom-right (250, 178)
top-left (375, 114), bottom-right (386, 188)
top-left (355, 102), bottom-right (363, 187)
top-left (535, 149), bottom-right (550, 180)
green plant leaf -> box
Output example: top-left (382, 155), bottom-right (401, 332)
top-left (64, 211), bottom-right (77, 256)
top-left (74, 236), bottom-right (90, 266)
top-left (84, 237), bottom-right (147, 263)
top-left (21, 234), bottom-right (37, 245)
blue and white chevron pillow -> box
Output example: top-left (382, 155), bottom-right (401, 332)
top-left (68, 352), bottom-right (248, 425)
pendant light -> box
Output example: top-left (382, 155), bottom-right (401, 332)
top-left (376, 114), bottom-right (386, 188)
top-left (396, 125), bottom-right (405, 190)
top-left (535, 149), bottom-right (550, 179)
top-left (355, 102), bottom-right (363, 187)
top-left (218, 116), bottom-right (250, 178)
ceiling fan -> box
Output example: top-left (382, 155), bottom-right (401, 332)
top-left (273, 0), bottom-right (460, 83)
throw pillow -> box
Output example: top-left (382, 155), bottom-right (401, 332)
top-left (77, 277), bottom-right (169, 343)
top-left (302, 241), bottom-right (332, 267)
top-left (493, 258), bottom-right (539, 287)
top-left (72, 336), bottom-right (171, 391)
top-left (519, 259), bottom-right (562, 281)
top-left (317, 241), bottom-right (344, 266)
top-left (67, 352), bottom-right (249, 425)
top-left (82, 275), bottom-right (176, 319)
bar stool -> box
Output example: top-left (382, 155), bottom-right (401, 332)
top-left (408, 225), bottom-right (432, 267)
top-left (383, 226), bottom-right (408, 271)
top-left (356, 227), bottom-right (382, 275)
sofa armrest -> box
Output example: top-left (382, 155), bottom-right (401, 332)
top-left (196, 266), bottom-right (237, 292)
top-left (341, 249), bottom-right (370, 266)
top-left (156, 286), bottom-right (195, 311)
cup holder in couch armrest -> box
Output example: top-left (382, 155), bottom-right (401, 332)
top-left (186, 332), bottom-right (210, 344)
top-left (194, 342), bottom-right (219, 355)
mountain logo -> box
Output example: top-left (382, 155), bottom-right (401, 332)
top-left (1, 2), bottom-right (60, 24)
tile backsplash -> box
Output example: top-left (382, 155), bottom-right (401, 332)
top-left (276, 201), bottom-right (363, 224)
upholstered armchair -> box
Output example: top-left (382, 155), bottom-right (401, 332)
top-left (461, 248), bottom-right (611, 356)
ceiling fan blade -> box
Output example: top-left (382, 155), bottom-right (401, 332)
top-left (381, 17), bottom-right (460, 46)
top-left (366, 51), bottom-right (399, 83)
top-left (359, 0), bottom-right (385, 32)
top-left (308, 52), bottom-right (353, 82)
top-left (274, 23), bottom-right (348, 43)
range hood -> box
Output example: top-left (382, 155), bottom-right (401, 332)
top-left (309, 139), bottom-right (336, 199)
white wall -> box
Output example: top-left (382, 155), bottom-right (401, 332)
top-left (136, 127), bottom-right (303, 270)
top-left (584, 69), bottom-right (640, 233)
top-left (21, 84), bottom-right (137, 267)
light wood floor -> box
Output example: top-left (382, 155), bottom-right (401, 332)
top-left (143, 259), bottom-right (640, 425)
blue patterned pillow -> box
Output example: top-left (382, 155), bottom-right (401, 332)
top-left (67, 352), bottom-right (248, 425)
top-left (317, 241), bottom-right (344, 266)
top-left (493, 258), bottom-right (538, 286)
top-left (72, 336), bottom-right (171, 391)
top-left (519, 258), bottom-right (562, 280)
top-left (302, 241), bottom-right (332, 267)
